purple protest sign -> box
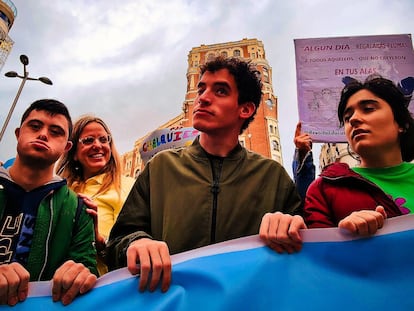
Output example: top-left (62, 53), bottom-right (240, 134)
top-left (295, 34), bottom-right (414, 142)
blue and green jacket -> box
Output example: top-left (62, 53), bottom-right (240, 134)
top-left (0, 167), bottom-right (97, 281)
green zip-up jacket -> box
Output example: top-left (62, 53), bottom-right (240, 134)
top-left (0, 167), bottom-right (97, 281)
top-left (107, 138), bottom-right (302, 270)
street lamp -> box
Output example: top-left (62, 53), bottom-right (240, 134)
top-left (0, 54), bottom-right (53, 142)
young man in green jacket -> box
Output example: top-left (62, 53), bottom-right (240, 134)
top-left (107, 56), bottom-right (305, 293)
top-left (0, 99), bottom-right (97, 306)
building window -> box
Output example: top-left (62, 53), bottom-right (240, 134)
top-left (262, 67), bottom-right (269, 83)
top-left (266, 99), bottom-right (273, 110)
top-left (269, 125), bottom-right (273, 133)
top-left (272, 140), bottom-right (279, 151)
top-left (221, 51), bottom-right (228, 58)
top-left (0, 11), bottom-right (10, 28)
top-left (233, 49), bottom-right (241, 57)
top-left (207, 53), bottom-right (215, 61)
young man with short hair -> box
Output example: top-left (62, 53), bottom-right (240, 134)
top-left (107, 56), bottom-right (305, 293)
top-left (0, 99), bottom-right (97, 306)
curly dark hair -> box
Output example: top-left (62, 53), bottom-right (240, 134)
top-left (338, 75), bottom-right (414, 162)
top-left (200, 56), bottom-right (263, 133)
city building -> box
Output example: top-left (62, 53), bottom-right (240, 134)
top-left (319, 140), bottom-right (414, 172)
top-left (122, 38), bottom-right (282, 177)
top-left (318, 142), bottom-right (359, 172)
top-left (0, 0), bottom-right (16, 72)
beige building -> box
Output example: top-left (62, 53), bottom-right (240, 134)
top-left (122, 38), bottom-right (283, 177)
top-left (0, 0), bottom-right (16, 72)
top-left (318, 142), bottom-right (359, 172)
top-left (319, 141), bottom-right (414, 172)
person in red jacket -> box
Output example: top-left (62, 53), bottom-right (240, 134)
top-left (304, 75), bottom-right (414, 235)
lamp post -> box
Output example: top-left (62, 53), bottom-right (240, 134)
top-left (0, 54), bottom-right (53, 142)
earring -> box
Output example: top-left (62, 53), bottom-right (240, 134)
top-left (347, 144), bottom-right (360, 162)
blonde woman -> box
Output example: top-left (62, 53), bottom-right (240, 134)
top-left (57, 115), bottom-right (134, 275)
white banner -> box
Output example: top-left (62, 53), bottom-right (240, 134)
top-left (139, 127), bottom-right (199, 164)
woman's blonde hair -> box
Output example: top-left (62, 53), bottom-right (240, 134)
top-left (56, 115), bottom-right (122, 196)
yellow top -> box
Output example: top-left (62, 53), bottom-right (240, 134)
top-left (81, 173), bottom-right (135, 275)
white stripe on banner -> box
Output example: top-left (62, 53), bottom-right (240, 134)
top-left (8, 214), bottom-right (414, 310)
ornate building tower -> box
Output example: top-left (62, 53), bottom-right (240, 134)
top-left (181, 38), bottom-right (283, 163)
top-left (0, 0), bottom-right (16, 72)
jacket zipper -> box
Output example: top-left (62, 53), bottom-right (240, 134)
top-left (37, 191), bottom-right (54, 281)
top-left (209, 158), bottom-right (223, 244)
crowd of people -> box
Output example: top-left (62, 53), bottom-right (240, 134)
top-left (0, 55), bottom-right (412, 306)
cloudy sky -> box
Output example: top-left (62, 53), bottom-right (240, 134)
top-left (1, 0), bottom-right (413, 176)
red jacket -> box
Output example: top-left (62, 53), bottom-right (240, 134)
top-left (304, 163), bottom-right (402, 228)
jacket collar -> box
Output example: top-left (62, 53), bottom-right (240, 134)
top-left (0, 166), bottom-right (65, 186)
top-left (320, 162), bottom-right (361, 179)
top-left (188, 136), bottom-right (245, 161)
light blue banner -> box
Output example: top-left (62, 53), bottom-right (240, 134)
top-left (6, 215), bottom-right (414, 310)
